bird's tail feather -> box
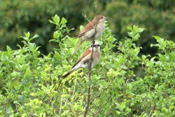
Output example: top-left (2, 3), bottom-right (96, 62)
top-left (72, 40), bottom-right (83, 58)
top-left (62, 70), bottom-right (74, 78)
top-left (62, 64), bottom-right (81, 78)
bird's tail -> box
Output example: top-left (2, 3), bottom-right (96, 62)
top-left (62, 63), bottom-right (81, 78)
top-left (62, 71), bottom-right (72, 78)
top-left (72, 40), bottom-right (83, 58)
top-left (62, 69), bottom-right (74, 78)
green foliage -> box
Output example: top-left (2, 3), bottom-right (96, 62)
top-left (105, 1), bottom-right (175, 55)
top-left (126, 0), bottom-right (175, 11)
top-left (0, 0), bottom-right (101, 54)
top-left (1, 0), bottom-right (175, 57)
top-left (1, 15), bottom-right (175, 116)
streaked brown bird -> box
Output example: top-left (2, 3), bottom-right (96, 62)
top-left (72, 15), bottom-right (107, 57)
top-left (63, 41), bottom-right (100, 78)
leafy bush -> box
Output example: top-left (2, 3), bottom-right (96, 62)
top-left (0, 15), bottom-right (175, 116)
top-left (125, 0), bottom-right (175, 11)
top-left (0, 0), bottom-right (98, 54)
top-left (1, 0), bottom-right (175, 57)
top-left (105, 1), bottom-right (175, 55)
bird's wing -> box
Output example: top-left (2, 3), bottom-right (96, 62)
top-left (77, 21), bottom-right (97, 38)
top-left (72, 48), bottom-right (91, 68)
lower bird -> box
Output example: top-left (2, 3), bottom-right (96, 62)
top-left (63, 41), bottom-right (101, 78)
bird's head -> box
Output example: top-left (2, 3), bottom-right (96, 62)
top-left (93, 15), bottom-right (108, 23)
top-left (90, 41), bottom-right (100, 52)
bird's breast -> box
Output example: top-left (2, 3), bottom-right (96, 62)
top-left (92, 51), bottom-right (100, 67)
top-left (83, 28), bottom-right (96, 41)
top-left (94, 22), bottom-right (105, 39)
top-left (81, 22), bottom-right (105, 41)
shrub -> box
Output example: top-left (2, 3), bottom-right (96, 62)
top-left (105, 1), bottom-right (175, 55)
top-left (0, 0), bottom-right (98, 54)
top-left (0, 15), bottom-right (175, 116)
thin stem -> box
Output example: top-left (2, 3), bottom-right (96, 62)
top-left (82, 13), bottom-right (96, 117)
top-left (105, 103), bottom-right (114, 117)
top-left (59, 97), bottom-right (63, 117)
top-left (84, 40), bottom-right (95, 117)
top-left (82, 13), bottom-right (95, 28)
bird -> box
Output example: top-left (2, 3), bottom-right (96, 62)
top-left (72, 15), bottom-right (107, 57)
top-left (63, 41), bottom-right (101, 78)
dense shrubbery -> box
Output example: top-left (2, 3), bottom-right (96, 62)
top-left (0, 0), bottom-right (97, 53)
top-left (105, 1), bottom-right (175, 55)
top-left (0, 15), bottom-right (175, 116)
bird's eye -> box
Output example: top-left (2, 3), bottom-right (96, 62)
top-left (95, 44), bottom-right (100, 47)
top-left (101, 16), bottom-right (103, 19)
top-left (91, 44), bottom-right (100, 48)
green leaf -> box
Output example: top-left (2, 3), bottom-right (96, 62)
top-left (61, 17), bottom-right (67, 24)
top-left (25, 67), bottom-right (32, 76)
top-left (127, 26), bottom-right (132, 31)
top-left (154, 36), bottom-right (164, 44)
top-left (29, 34), bottom-right (39, 41)
top-left (6, 46), bottom-right (12, 53)
top-left (53, 31), bottom-right (61, 38)
top-left (120, 102), bottom-right (126, 111)
top-left (48, 19), bottom-right (54, 24)
top-left (32, 34), bottom-right (39, 39)
top-left (136, 28), bottom-right (145, 33)
top-left (133, 33), bottom-right (140, 41)
top-left (80, 25), bottom-right (84, 31)
top-left (53, 14), bottom-right (60, 24)
top-left (24, 32), bottom-right (30, 39)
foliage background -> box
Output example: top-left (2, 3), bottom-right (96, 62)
top-left (1, 0), bottom-right (175, 116)
top-left (1, 0), bottom-right (175, 55)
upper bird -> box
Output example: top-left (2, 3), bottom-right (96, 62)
top-left (63, 41), bottom-right (101, 78)
top-left (72, 15), bottom-right (107, 57)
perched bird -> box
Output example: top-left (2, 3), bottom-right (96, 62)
top-left (63, 41), bottom-right (101, 78)
top-left (72, 15), bottom-right (107, 57)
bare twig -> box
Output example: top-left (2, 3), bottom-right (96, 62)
top-left (82, 13), bottom-right (96, 29)
top-left (105, 103), bottom-right (114, 117)
top-left (84, 40), bottom-right (96, 117)
top-left (82, 13), bottom-right (96, 117)
top-left (148, 105), bottom-right (156, 117)
top-left (84, 41), bottom-right (94, 117)
top-left (59, 97), bottom-right (63, 117)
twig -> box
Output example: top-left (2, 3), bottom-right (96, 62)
top-left (82, 13), bottom-right (96, 28)
top-left (105, 103), bottom-right (114, 117)
top-left (84, 41), bottom-right (95, 117)
top-left (82, 13), bottom-right (96, 117)
top-left (59, 97), bottom-right (63, 117)
top-left (148, 105), bottom-right (156, 117)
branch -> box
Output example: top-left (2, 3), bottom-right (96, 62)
top-left (59, 97), bottom-right (63, 117)
top-left (105, 103), bottom-right (114, 117)
top-left (82, 13), bottom-right (97, 117)
top-left (82, 13), bottom-right (96, 28)
top-left (149, 105), bottom-right (156, 117)
top-left (84, 40), bottom-right (95, 117)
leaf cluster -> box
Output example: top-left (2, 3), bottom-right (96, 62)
top-left (0, 15), bottom-right (175, 116)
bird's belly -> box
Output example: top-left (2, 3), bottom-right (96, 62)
top-left (94, 23), bottom-right (105, 39)
top-left (82, 23), bottom-right (105, 41)
top-left (94, 31), bottom-right (102, 39)
top-left (84, 31), bottom-right (103, 41)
